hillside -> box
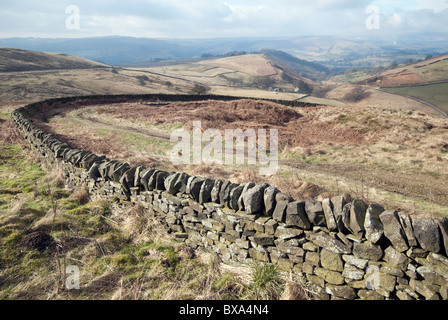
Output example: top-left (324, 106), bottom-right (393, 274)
top-left (0, 48), bottom-right (193, 103)
top-left (353, 54), bottom-right (448, 116)
top-left (0, 48), bottom-right (108, 72)
top-left (154, 53), bottom-right (285, 87)
top-left (0, 48), bottom-right (331, 105)
top-left (137, 52), bottom-right (322, 99)
top-left (260, 49), bottom-right (330, 82)
top-left (198, 54), bottom-right (278, 77)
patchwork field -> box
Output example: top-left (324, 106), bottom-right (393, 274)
top-left (135, 54), bottom-right (286, 89)
top-left (198, 54), bottom-right (279, 77)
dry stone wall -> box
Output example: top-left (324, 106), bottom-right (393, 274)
top-left (11, 94), bottom-right (448, 300)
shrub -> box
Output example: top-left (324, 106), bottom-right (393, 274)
top-left (69, 185), bottom-right (90, 205)
top-left (343, 86), bottom-right (371, 102)
top-left (189, 83), bottom-right (211, 95)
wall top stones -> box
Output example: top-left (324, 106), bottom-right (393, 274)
top-left (11, 94), bottom-right (448, 300)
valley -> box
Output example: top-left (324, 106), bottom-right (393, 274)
top-left (1, 44), bottom-right (448, 301)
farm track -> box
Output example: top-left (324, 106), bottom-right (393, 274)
top-left (74, 110), bottom-right (172, 141)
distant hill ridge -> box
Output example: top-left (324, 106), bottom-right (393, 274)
top-left (0, 47), bottom-right (108, 72)
top-left (2, 35), bottom-right (448, 71)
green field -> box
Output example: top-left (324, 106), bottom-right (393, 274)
top-left (383, 83), bottom-right (448, 113)
top-left (410, 58), bottom-right (448, 82)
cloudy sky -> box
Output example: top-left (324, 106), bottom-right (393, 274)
top-left (0, 0), bottom-right (447, 38)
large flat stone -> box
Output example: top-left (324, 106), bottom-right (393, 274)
top-left (353, 242), bottom-right (383, 261)
top-left (364, 203), bottom-right (385, 244)
top-left (380, 210), bottom-right (409, 252)
top-left (320, 249), bottom-right (344, 272)
top-left (435, 218), bottom-right (448, 257)
top-left (272, 192), bottom-right (293, 223)
top-left (305, 200), bottom-right (326, 227)
top-left (242, 183), bottom-right (269, 214)
top-left (398, 212), bottom-right (418, 247)
top-left (331, 196), bottom-right (348, 233)
top-left (285, 201), bottom-right (311, 229)
top-left (306, 231), bottom-right (352, 254)
top-left (264, 186), bottom-right (279, 216)
top-left (199, 178), bottom-right (215, 204)
top-left (210, 179), bottom-right (223, 202)
top-left (322, 198), bottom-right (338, 231)
top-left (412, 218), bottom-right (442, 253)
top-left (349, 199), bottom-right (368, 238)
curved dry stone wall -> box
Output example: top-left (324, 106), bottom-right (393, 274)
top-left (11, 94), bottom-right (448, 300)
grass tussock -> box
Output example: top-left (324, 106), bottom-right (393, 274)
top-left (0, 120), bottom-right (22, 145)
top-left (249, 263), bottom-right (284, 300)
top-left (69, 186), bottom-right (90, 205)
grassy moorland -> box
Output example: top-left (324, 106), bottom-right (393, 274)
top-left (0, 49), bottom-right (315, 300)
top-left (1, 48), bottom-right (448, 300)
top-left (0, 116), bottom-right (310, 300)
top-left (35, 98), bottom-right (448, 218)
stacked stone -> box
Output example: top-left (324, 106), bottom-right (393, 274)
top-left (11, 97), bottom-right (448, 301)
top-left (150, 174), bottom-right (448, 300)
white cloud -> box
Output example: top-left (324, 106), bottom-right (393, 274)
top-left (410, 0), bottom-right (448, 12)
top-left (0, 0), bottom-right (448, 38)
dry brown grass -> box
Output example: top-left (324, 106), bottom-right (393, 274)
top-left (24, 96), bottom-right (448, 217)
top-left (7, 196), bottom-right (27, 217)
top-left (39, 164), bottom-right (65, 190)
top-left (117, 202), bottom-right (154, 243)
top-left (281, 279), bottom-right (312, 300)
top-left (198, 54), bottom-right (278, 77)
top-left (69, 185), bottom-right (90, 205)
top-left (78, 100), bottom-right (366, 148)
top-left (0, 119), bottom-right (23, 146)
top-left (0, 68), bottom-right (188, 103)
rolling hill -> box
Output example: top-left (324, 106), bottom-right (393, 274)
top-left (0, 47), bottom-right (332, 105)
top-left (260, 49), bottom-right (331, 82)
top-left (355, 54), bottom-right (448, 116)
top-left (361, 54), bottom-right (448, 87)
top-left (0, 48), bottom-right (189, 103)
top-left (135, 51), bottom-right (327, 100)
top-left (0, 47), bottom-right (108, 72)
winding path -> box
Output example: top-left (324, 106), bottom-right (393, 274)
top-left (376, 88), bottom-right (448, 119)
